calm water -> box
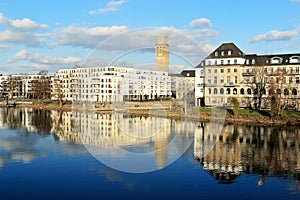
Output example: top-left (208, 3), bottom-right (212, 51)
top-left (0, 107), bottom-right (300, 199)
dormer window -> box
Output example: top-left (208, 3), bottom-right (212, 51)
top-left (271, 57), bottom-right (283, 64)
top-left (228, 50), bottom-right (232, 56)
top-left (221, 51), bottom-right (224, 56)
top-left (290, 56), bottom-right (300, 63)
top-left (215, 51), bottom-right (218, 56)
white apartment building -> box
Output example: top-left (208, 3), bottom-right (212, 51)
top-left (0, 74), bottom-right (52, 99)
top-left (52, 66), bottom-right (172, 103)
top-left (194, 66), bottom-right (205, 107)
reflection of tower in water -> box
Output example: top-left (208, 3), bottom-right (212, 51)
top-left (51, 111), bottom-right (171, 169)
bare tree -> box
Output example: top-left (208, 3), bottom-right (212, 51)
top-left (33, 76), bottom-right (51, 100)
top-left (267, 67), bottom-right (295, 118)
top-left (244, 65), bottom-right (267, 110)
top-left (52, 77), bottom-right (64, 107)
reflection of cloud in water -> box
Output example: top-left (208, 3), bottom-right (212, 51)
top-left (89, 166), bottom-right (135, 191)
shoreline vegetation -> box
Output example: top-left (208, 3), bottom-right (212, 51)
top-left (1, 100), bottom-right (300, 126)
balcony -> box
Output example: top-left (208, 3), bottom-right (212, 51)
top-left (224, 82), bottom-right (237, 87)
top-left (242, 72), bottom-right (254, 76)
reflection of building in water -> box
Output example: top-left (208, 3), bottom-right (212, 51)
top-left (0, 107), bottom-right (51, 133)
top-left (51, 111), bottom-right (172, 169)
top-left (194, 124), bottom-right (300, 183)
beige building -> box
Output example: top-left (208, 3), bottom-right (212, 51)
top-left (201, 43), bottom-right (300, 110)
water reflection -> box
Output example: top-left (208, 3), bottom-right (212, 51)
top-left (194, 123), bottom-right (300, 185)
top-left (0, 107), bottom-right (299, 183)
top-left (51, 110), bottom-right (195, 172)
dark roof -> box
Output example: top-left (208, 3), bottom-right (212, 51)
top-left (181, 70), bottom-right (195, 77)
top-left (207, 43), bottom-right (245, 59)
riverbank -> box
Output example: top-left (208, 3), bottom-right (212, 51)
top-left (1, 100), bottom-right (300, 126)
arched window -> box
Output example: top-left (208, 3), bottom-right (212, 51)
top-left (220, 88), bottom-right (224, 94)
top-left (254, 89), bottom-right (258, 95)
top-left (276, 89), bottom-right (281, 95)
top-left (233, 88), bottom-right (237, 95)
top-left (240, 88), bottom-right (244, 95)
top-left (208, 88), bottom-right (211, 94)
top-left (247, 88), bottom-right (251, 95)
top-left (284, 88), bottom-right (289, 96)
top-left (292, 88), bottom-right (297, 95)
top-left (214, 88), bottom-right (218, 94)
top-left (226, 88), bottom-right (230, 95)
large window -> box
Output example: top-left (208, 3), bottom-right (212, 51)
top-left (214, 88), bottom-right (218, 94)
top-left (247, 88), bottom-right (252, 95)
top-left (240, 88), bottom-right (244, 95)
top-left (220, 88), bottom-right (224, 94)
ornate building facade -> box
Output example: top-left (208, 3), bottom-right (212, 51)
top-left (200, 43), bottom-right (300, 110)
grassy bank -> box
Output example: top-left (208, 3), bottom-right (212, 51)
top-left (2, 100), bottom-right (300, 126)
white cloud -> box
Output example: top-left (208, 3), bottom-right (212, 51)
top-left (89, 0), bottom-right (126, 14)
top-left (0, 13), bottom-right (49, 47)
top-left (51, 25), bottom-right (128, 48)
top-left (0, 30), bottom-right (43, 47)
top-left (190, 18), bottom-right (212, 28)
top-left (9, 49), bottom-right (82, 66)
top-left (250, 29), bottom-right (298, 43)
top-left (10, 18), bottom-right (48, 30)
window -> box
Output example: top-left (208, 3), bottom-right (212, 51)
top-left (220, 76), bottom-right (224, 83)
top-left (227, 68), bottom-right (230, 73)
top-left (221, 60), bottom-right (224, 65)
top-left (214, 76), bottom-right (217, 84)
top-left (208, 69), bottom-right (211, 73)
top-left (227, 60), bottom-right (230, 65)
top-left (220, 88), bottom-right (224, 94)
top-left (215, 60), bottom-right (217, 65)
top-left (226, 88), bottom-right (230, 95)
top-left (247, 88), bottom-right (251, 95)
top-left (214, 88), bottom-right (218, 94)
top-left (234, 68), bottom-right (237, 73)
top-left (276, 89), bottom-right (281, 95)
top-left (215, 51), bottom-right (218, 56)
top-left (296, 77), bottom-right (300, 84)
top-left (234, 76), bottom-right (237, 84)
top-left (220, 69), bottom-right (224, 73)
top-left (233, 88), bottom-right (237, 95)
top-left (292, 89), bottom-right (297, 95)
top-left (284, 88), bottom-right (289, 96)
top-left (227, 76), bottom-right (230, 84)
top-left (296, 67), bottom-right (300, 74)
top-left (228, 50), bottom-right (232, 56)
top-left (208, 88), bottom-right (212, 94)
top-left (234, 59), bottom-right (237, 65)
top-left (214, 69), bottom-right (217, 73)
top-left (221, 51), bottom-right (224, 56)
top-left (240, 88), bottom-right (244, 95)
top-left (207, 98), bottom-right (210, 103)
top-left (207, 77), bottom-right (211, 84)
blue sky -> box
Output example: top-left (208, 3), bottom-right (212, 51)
top-left (0, 0), bottom-right (300, 74)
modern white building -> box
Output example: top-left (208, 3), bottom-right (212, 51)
top-left (52, 66), bottom-right (172, 103)
top-left (0, 74), bottom-right (52, 99)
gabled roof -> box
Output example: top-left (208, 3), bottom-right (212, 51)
top-left (207, 43), bottom-right (245, 59)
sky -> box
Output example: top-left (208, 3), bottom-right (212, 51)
top-left (0, 0), bottom-right (300, 75)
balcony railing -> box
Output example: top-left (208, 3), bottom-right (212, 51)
top-left (224, 82), bottom-right (237, 87)
top-left (242, 72), bottom-right (254, 76)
